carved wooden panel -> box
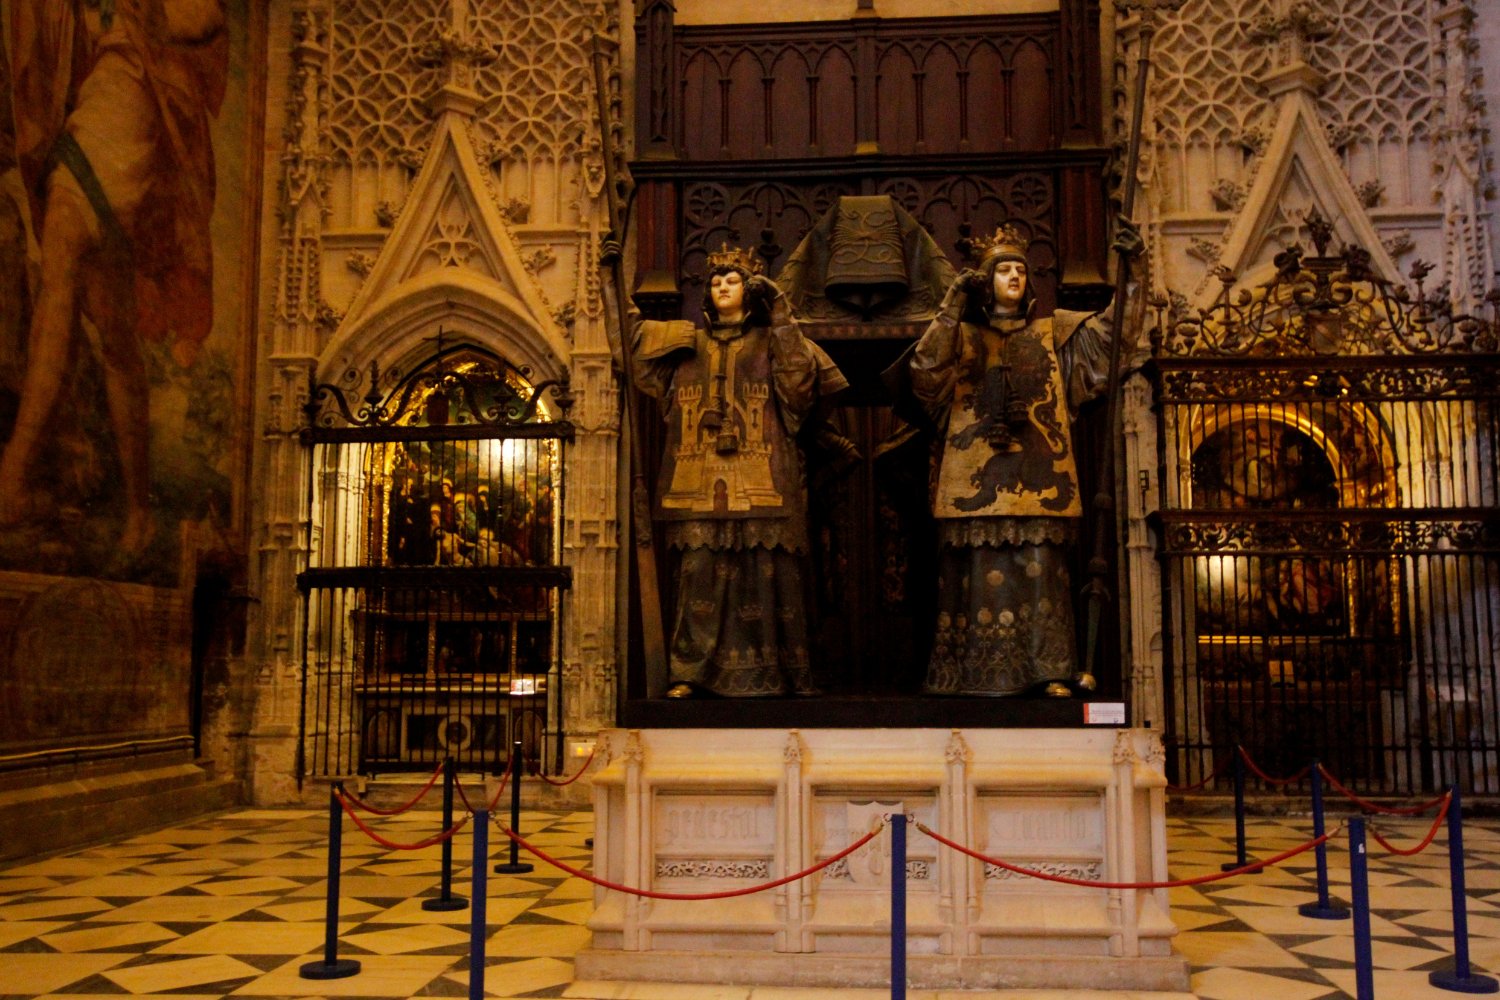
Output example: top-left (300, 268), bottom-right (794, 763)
top-left (667, 16), bottom-right (1061, 161)
top-left (642, 163), bottom-right (1069, 320)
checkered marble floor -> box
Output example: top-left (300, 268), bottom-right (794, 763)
top-left (1, 805), bottom-right (1497, 999)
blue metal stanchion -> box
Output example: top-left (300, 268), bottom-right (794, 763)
top-left (1430, 785), bottom-right (1499, 993)
top-left (469, 809), bottom-right (489, 1000)
top-left (1299, 761), bottom-right (1350, 920)
top-left (300, 784), bottom-right (362, 980)
top-left (1350, 816), bottom-right (1375, 1000)
top-left (890, 813), bottom-right (906, 1000)
top-left (1221, 746), bottom-right (1259, 874)
top-left (424, 758), bottom-right (468, 912)
top-left (495, 740), bottom-right (534, 874)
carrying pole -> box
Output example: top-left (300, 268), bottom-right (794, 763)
top-left (589, 35), bottom-right (669, 694)
top-left (1081, 0), bottom-right (1184, 689)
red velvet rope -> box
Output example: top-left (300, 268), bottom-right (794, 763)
top-left (1237, 747), bottom-right (1312, 787)
top-left (539, 744), bottom-right (598, 787)
top-left (336, 789), bottom-right (468, 850)
top-left (1318, 765), bottom-right (1453, 816)
top-left (338, 761), bottom-right (445, 816)
top-left (455, 754), bottom-right (514, 814)
top-left (1369, 794), bottom-right (1452, 856)
top-left (1167, 753), bottom-right (1231, 793)
top-left (494, 817), bottom-right (882, 900)
top-left (915, 820), bottom-right (1340, 890)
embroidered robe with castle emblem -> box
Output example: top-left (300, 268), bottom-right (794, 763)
top-left (634, 296), bottom-right (846, 696)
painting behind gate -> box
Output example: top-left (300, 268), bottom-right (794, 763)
top-left (0, 1), bottom-right (260, 749)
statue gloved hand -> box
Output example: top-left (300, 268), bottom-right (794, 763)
top-left (943, 268), bottom-right (982, 308)
top-left (1112, 215), bottom-right (1144, 259)
top-left (746, 273), bottom-right (780, 299)
top-left (599, 236), bottom-right (623, 267)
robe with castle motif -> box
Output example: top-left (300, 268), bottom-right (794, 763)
top-left (634, 295), bottom-right (846, 696)
top-left (909, 300), bottom-right (1113, 695)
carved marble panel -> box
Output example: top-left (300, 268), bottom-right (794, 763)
top-left (810, 793), bottom-right (939, 890)
top-left (977, 792), bottom-right (1106, 887)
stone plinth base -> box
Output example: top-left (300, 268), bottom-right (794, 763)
top-left (575, 950), bottom-right (1190, 992)
top-left (583, 727), bottom-right (1186, 992)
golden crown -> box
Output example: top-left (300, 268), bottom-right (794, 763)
top-left (971, 224), bottom-right (1030, 266)
top-left (705, 242), bottom-right (765, 276)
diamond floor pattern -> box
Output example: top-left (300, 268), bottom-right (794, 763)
top-left (1, 805), bottom-right (1496, 998)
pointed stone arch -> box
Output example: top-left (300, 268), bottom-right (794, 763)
top-left (320, 273), bottom-right (571, 387)
top-left (325, 86), bottom-right (569, 385)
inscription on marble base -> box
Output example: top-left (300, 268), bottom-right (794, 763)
top-left (654, 792), bottom-right (774, 881)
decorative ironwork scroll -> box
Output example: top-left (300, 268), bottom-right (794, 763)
top-left (304, 344), bottom-right (575, 437)
top-left (1154, 208), bottom-right (1500, 359)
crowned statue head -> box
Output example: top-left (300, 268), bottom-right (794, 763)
top-left (970, 223), bottom-right (1035, 318)
top-left (702, 242), bottom-right (772, 326)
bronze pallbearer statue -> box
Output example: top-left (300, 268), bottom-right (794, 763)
top-left (628, 245), bottom-right (848, 698)
top-left (904, 224), bottom-right (1135, 697)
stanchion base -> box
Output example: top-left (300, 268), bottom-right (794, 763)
top-left (1298, 901), bottom-right (1351, 920)
top-left (1221, 861), bottom-right (1263, 874)
top-left (420, 895), bottom-right (469, 912)
top-left (494, 862), bottom-right (535, 874)
top-left (1430, 969), bottom-right (1500, 994)
top-left (299, 958), bottom-right (361, 980)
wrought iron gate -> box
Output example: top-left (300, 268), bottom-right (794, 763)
top-left (1154, 216), bottom-right (1500, 795)
top-left (297, 347), bottom-right (572, 779)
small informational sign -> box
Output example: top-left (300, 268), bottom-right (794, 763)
top-left (509, 677), bottom-right (538, 696)
top-left (1083, 702), bottom-right (1126, 725)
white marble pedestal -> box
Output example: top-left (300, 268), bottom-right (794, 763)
top-left (578, 727), bottom-right (1188, 991)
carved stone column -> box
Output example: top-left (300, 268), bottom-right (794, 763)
top-left (248, 0), bottom-right (333, 804)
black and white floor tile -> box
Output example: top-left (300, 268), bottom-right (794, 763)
top-left (1, 804), bottom-right (1495, 998)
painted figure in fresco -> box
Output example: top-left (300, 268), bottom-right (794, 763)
top-left (908, 224), bottom-right (1132, 697)
top-left (0, 0), bottom-right (229, 554)
top-left (628, 244), bottom-right (848, 697)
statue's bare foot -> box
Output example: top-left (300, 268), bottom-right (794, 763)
top-left (665, 683), bottom-right (695, 699)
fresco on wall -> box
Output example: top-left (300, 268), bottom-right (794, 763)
top-left (0, 1), bottom-right (247, 586)
top-left (0, 1), bottom-right (255, 748)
